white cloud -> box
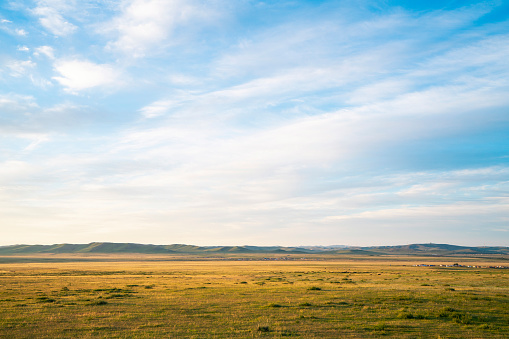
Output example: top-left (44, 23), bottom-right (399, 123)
top-left (32, 1), bottom-right (77, 36)
top-left (52, 59), bottom-right (120, 92)
top-left (104, 0), bottom-right (220, 57)
top-left (23, 135), bottom-right (50, 152)
top-left (325, 200), bottom-right (509, 223)
top-left (139, 99), bottom-right (179, 118)
top-left (34, 46), bottom-right (55, 59)
top-left (0, 160), bottom-right (36, 184)
top-left (168, 74), bottom-right (202, 86)
top-left (0, 2), bottom-right (508, 246)
top-left (7, 59), bottom-right (36, 77)
top-left (15, 28), bottom-right (28, 36)
top-left (0, 94), bottom-right (38, 111)
top-left (0, 95), bottom-right (79, 139)
top-left (111, 6), bottom-right (509, 245)
top-left (109, 68), bottom-right (509, 241)
top-left (29, 74), bottom-right (53, 89)
top-left (346, 79), bottom-right (411, 105)
top-left (17, 46), bottom-right (30, 52)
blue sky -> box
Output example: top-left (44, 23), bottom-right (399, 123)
top-left (0, 0), bottom-right (508, 246)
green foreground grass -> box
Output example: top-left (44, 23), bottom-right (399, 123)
top-left (0, 257), bottom-right (507, 338)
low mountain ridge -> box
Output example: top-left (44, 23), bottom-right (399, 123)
top-left (363, 243), bottom-right (509, 255)
top-left (0, 242), bottom-right (314, 255)
top-left (0, 242), bottom-right (507, 256)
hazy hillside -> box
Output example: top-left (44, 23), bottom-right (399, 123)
top-left (0, 243), bottom-right (176, 254)
top-left (0, 242), bottom-right (314, 255)
top-left (322, 249), bottom-right (384, 256)
top-left (0, 242), bottom-right (507, 256)
top-left (363, 243), bottom-right (509, 255)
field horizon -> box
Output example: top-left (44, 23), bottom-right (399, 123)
top-left (2, 243), bottom-right (507, 337)
top-left (1, 255), bottom-right (508, 338)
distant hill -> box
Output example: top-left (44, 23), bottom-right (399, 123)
top-left (0, 242), bottom-right (507, 256)
top-left (0, 243), bottom-right (175, 254)
top-left (0, 242), bottom-right (313, 255)
top-left (362, 243), bottom-right (509, 255)
top-left (322, 249), bottom-right (383, 256)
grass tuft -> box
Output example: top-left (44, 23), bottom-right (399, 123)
top-left (267, 303), bottom-right (282, 308)
top-left (299, 302), bottom-right (312, 307)
top-left (36, 296), bottom-right (56, 303)
top-left (257, 325), bottom-right (270, 332)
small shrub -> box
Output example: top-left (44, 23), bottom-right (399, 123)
top-left (398, 311), bottom-right (414, 319)
top-left (452, 313), bottom-right (473, 324)
top-left (257, 325), bottom-right (270, 332)
top-left (308, 286), bottom-right (322, 291)
top-left (36, 296), bottom-right (56, 303)
top-left (90, 300), bottom-right (108, 305)
top-left (299, 302), bottom-right (312, 307)
top-left (438, 311), bottom-right (450, 318)
top-left (105, 293), bottom-right (126, 299)
top-left (267, 303), bottom-right (282, 308)
top-left (372, 322), bottom-right (387, 332)
top-left (279, 329), bottom-right (297, 336)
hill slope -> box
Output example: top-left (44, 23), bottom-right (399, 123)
top-left (364, 243), bottom-right (509, 255)
top-left (0, 242), bottom-right (313, 255)
top-left (0, 242), bottom-right (507, 256)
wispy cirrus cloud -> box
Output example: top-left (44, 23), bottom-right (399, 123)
top-left (33, 45), bottom-right (55, 59)
top-left (6, 59), bottom-right (36, 77)
top-left (31, 0), bottom-right (77, 36)
top-left (0, 94), bottom-right (96, 150)
top-left (103, 0), bottom-right (223, 58)
top-left (15, 28), bottom-right (28, 36)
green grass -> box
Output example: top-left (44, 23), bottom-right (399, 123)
top-left (0, 257), bottom-right (507, 338)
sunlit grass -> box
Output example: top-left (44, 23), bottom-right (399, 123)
top-left (0, 257), bottom-right (507, 337)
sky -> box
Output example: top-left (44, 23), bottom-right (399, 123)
top-left (0, 0), bottom-right (508, 247)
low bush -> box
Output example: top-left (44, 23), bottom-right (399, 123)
top-left (257, 326), bottom-right (270, 332)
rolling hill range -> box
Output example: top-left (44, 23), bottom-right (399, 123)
top-left (0, 242), bottom-right (507, 256)
top-left (361, 243), bottom-right (509, 255)
top-left (0, 242), bottom-right (311, 255)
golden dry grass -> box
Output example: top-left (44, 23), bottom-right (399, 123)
top-left (0, 256), bottom-right (507, 338)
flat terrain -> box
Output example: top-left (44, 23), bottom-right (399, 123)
top-left (0, 255), bottom-right (507, 338)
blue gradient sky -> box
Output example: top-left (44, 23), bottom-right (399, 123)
top-left (1, 0), bottom-right (508, 246)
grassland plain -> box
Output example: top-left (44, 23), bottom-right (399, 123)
top-left (0, 255), bottom-right (507, 338)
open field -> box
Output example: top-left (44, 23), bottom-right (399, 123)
top-left (0, 255), bottom-right (508, 338)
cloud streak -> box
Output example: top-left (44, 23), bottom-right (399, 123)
top-left (32, 0), bottom-right (77, 36)
top-left (104, 0), bottom-right (222, 57)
